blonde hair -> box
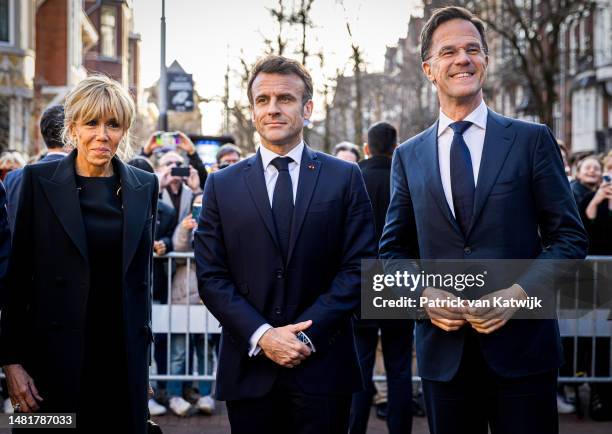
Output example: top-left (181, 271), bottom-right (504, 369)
top-left (62, 74), bottom-right (136, 160)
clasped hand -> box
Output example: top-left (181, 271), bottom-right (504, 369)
top-left (3, 364), bottom-right (43, 413)
top-left (422, 284), bottom-right (527, 334)
top-left (258, 320), bottom-right (313, 368)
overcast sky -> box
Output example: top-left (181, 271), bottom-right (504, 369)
top-left (133, 0), bottom-right (421, 134)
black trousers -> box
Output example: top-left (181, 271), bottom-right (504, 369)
top-left (349, 321), bottom-right (414, 434)
top-left (226, 370), bottom-right (351, 434)
top-left (422, 330), bottom-right (558, 434)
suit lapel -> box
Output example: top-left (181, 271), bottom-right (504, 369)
top-left (118, 159), bottom-right (151, 275)
top-left (468, 110), bottom-right (516, 237)
top-left (286, 146), bottom-right (321, 265)
top-left (244, 152), bottom-right (281, 252)
top-left (40, 150), bottom-right (89, 262)
top-left (414, 122), bottom-right (463, 237)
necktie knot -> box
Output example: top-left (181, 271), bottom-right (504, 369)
top-left (449, 121), bottom-right (473, 135)
top-left (271, 157), bottom-right (293, 172)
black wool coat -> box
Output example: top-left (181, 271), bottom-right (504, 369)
top-left (0, 150), bottom-right (158, 434)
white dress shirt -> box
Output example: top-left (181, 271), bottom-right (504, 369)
top-left (248, 141), bottom-right (311, 357)
top-left (260, 140), bottom-right (303, 205)
top-left (437, 100), bottom-right (488, 217)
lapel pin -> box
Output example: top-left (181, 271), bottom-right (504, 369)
top-left (307, 163), bottom-right (316, 171)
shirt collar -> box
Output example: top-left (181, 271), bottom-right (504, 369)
top-left (46, 151), bottom-right (68, 156)
top-left (260, 140), bottom-right (304, 170)
top-left (438, 100), bottom-right (488, 137)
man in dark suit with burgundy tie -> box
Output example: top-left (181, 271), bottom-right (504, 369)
top-left (195, 55), bottom-right (376, 434)
top-left (379, 6), bottom-right (587, 434)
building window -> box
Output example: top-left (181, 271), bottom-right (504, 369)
top-left (0, 0), bottom-right (10, 43)
top-left (100, 5), bottom-right (117, 58)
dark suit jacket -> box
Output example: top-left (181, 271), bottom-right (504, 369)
top-left (359, 156), bottom-right (392, 242)
top-left (380, 109), bottom-right (588, 381)
top-left (0, 181), bottom-right (10, 307)
top-left (579, 191), bottom-right (612, 255)
top-left (0, 151), bottom-right (158, 434)
top-left (357, 155), bottom-right (409, 329)
top-left (153, 200), bottom-right (176, 302)
top-left (4, 152), bottom-right (66, 232)
top-left (195, 146), bottom-right (376, 401)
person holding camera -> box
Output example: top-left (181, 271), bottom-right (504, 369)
top-left (166, 193), bottom-right (219, 417)
top-left (156, 151), bottom-right (201, 229)
top-left (143, 131), bottom-right (208, 190)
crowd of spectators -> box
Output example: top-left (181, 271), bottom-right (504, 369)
top-left (136, 133), bottom-right (242, 417)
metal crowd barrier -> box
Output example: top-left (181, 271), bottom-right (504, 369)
top-left (150, 252), bottom-right (219, 383)
top-left (557, 256), bottom-right (612, 383)
top-left (1, 255), bottom-right (610, 386)
top-left (148, 254), bottom-right (612, 385)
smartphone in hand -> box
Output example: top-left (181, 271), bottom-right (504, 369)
top-left (192, 204), bottom-right (202, 220)
top-left (171, 167), bottom-right (190, 177)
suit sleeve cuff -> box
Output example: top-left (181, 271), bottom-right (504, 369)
top-left (248, 323), bottom-right (272, 357)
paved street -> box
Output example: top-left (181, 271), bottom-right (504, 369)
top-left (151, 402), bottom-right (612, 434)
top-left (0, 404), bottom-right (610, 433)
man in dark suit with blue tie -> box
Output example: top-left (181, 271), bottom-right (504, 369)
top-left (380, 7), bottom-right (588, 434)
top-left (195, 55), bottom-right (376, 434)
top-left (4, 105), bottom-right (67, 231)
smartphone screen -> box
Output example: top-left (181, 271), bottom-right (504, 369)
top-left (171, 167), bottom-right (190, 177)
top-left (192, 204), bottom-right (202, 220)
top-left (156, 132), bottom-right (178, 152)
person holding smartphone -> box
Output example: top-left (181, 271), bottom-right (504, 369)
top-left (142, 131), bottom-right (208, 190)
top-left (165, 193), bottom-right (219, 416)
top-left (581, 152), bottom-right (612, 254)
top-left (156, 151), bottom-right (201, 230)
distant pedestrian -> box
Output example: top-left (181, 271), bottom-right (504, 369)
top-left (334, 141), bottom-right (361, 162)
top-left (4, 105), bottom-right (68, 231)
top-left (350, 122), bottom-right (414, 434)
top-left (215, 144), bottom-right (242, 170)
top-left (571, 155), bottom-right (602, 206)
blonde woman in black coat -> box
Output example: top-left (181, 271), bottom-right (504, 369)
top-left (0, 75), bottom-right (158, 433)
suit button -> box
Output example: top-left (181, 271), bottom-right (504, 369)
top-left (464, 246), bottom-right (472, 255)
top-left (275, 307), bottom-right (282, 315)
top-left (276, 269), bottom-right (284, 279)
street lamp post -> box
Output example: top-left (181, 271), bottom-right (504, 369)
top-left (159, 0), bottom-right (168, 131)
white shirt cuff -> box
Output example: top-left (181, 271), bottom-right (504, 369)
top-left (248, 323), bottom-right (273, 357)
